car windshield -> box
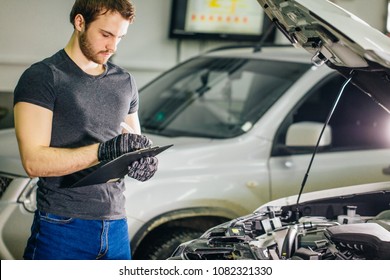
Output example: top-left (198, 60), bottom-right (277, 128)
top-left (0, 92), bottom-right (14, 130)
top-left (139, 56), bottom-right (310, 138)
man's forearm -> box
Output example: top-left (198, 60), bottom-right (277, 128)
top-left (20, 143), bottom-right (100, 178)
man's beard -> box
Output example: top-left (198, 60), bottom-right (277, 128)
top-left (79, 31), bottom-right (112, 65)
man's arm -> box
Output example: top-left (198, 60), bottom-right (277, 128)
top-left (14, 102), bottom-right (100, 178)
top-left (122, 112), bottom-right (141, 134)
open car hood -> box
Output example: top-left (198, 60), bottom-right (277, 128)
top-left (257, 0), bottom-right (390, 111)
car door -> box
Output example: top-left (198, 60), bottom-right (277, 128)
top-left (268, 73), bottom-right (390, 200)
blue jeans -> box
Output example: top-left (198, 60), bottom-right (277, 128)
top-left (23, 211), bottom-right (131, 260)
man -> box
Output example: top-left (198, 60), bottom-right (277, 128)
top-left (13, 0), bottom-right (158, 260)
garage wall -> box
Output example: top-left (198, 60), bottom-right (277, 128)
top-left (0, 0), bottom-right (388, 92)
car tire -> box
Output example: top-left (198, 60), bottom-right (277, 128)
top-left (139, 228), bottom-right (203, 260)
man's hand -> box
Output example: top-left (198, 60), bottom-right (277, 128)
top-left (98, 134), bottom-right (152, 162)
top-left (128, 157), bottom-right (158, 182)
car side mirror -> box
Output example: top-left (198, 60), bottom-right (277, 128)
top-left (286, 121), bottom-right (332, 150)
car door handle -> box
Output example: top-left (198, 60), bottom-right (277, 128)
top-left (382, 166), bottom-right (390, 175)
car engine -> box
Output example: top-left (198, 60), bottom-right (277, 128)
top-left (169, 190), bottom-right (390, 260)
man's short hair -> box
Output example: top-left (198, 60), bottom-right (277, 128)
top-left (70, 0), bottom-right (135, 28)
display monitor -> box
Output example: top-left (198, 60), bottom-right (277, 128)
top-left (169, 0), bottom-right (272, 42)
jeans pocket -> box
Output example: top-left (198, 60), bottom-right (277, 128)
top-left (39, 211), bottom-right (73, 224)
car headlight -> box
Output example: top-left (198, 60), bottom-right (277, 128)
top-left (17, 178), bottom-right (38, 213)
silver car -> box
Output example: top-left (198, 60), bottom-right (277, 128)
top-left (169, 0), bottom-right (390, 260)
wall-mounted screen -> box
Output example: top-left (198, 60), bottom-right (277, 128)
top-left (169, 0), bottom-right (271, 41)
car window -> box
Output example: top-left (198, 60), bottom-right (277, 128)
top-left (0, 92), bottom-right (14, 129)
top-left (274, 73), bottom-right (390, 154)
top-left (330, 81), bottom-right (390, 150)
top-left (139, 57), bottom-right (310, 139)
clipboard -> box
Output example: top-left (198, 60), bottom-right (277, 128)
top-left (71, 144), bottom-right (173, 187)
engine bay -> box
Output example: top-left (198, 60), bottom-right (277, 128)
top-left (169, 190), bottom-right (390, 260)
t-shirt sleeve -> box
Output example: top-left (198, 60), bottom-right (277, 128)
top-left (14, 62), bottom-right (56, 111)
top-left (128, 74), bottom-right (139, 114)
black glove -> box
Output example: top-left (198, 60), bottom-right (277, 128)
top-left (98, 133), bottom-right (152, 162)
top-left (127, 157), bottom-right (158, 182)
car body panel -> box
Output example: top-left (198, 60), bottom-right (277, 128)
top-left (270, 149), bottom-right (390, 198)
top-left (258, 181), bottom-right (390, 210)
top-left (0, 203), bottom-right (32, 259)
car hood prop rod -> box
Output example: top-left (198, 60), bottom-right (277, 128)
top-left (294, 71), bottom-right (355, 221)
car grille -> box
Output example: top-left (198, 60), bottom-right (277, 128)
top-left (0, 175), bottom-right (12, 199)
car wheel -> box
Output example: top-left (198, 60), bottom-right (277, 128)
top-left (139, 228), bottom-right (203, 260)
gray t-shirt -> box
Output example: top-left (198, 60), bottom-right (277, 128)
top-left (14, 49), bottom-right (139, 220)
